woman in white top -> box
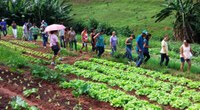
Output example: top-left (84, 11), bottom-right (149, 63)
top-left (180, 40), bottom-right (193, 72)
top-left (160, 35), bottom-right (169, 66)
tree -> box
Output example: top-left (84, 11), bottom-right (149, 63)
top-left (27, 0), bottom-right (72, 24)
top-left (153, 0), bottom-right (200, 43)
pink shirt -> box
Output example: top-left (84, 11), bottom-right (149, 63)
top-left (50, 34), bottom-right (58, 47)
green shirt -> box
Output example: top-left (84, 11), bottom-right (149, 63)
top-left (30, 26), bottom-right (40, 35)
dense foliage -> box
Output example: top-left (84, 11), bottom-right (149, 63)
top-left (0, 0), bottom-right (72, 25)
top-left (154, 0), bottom-right (200, 43)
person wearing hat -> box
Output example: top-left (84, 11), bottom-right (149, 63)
top-left (0, 19), bottom-right (7, 36)
top-left (180, 39), bottom-right (193, 72)
top-left (160, 35), bottom-right (169, 66)
top-left (135, 30), bottom-right (147, 67)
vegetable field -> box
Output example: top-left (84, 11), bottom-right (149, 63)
top-left (0, 37), bottom-right (200, 110)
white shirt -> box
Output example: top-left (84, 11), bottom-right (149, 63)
top-left (160, 40), bottom-right (168, 54)
top-left (59, 29), bottom-right (65, 36)
top-left (180, 44), bottom-right (192, 59)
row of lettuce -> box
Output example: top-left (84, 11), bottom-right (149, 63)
top-left (55, 59), bottom-right (200, 110)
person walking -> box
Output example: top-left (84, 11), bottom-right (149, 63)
top-left (94, 30), bottom-right (105, 58)
top-left (180, 40), bottom-right (193, 72)
top-left (59, 28), bottom-right (65, 48)
top-left (49, 30), bottom-right (62, 65)
top-left (136, 30), bottom-right (147, 67)
top-left (22, 22), bottom-right (28, 41)
top-left (68, 27), bottom-right (77, 51)
top-left (90, 28), bottom-right (96, 52)
top-left (143, 33), bottom-right (152, 63)
top-left (27, 20), bottom-right (32, 41)
top-left (64, 27), bottom-right (70, 49)
top-left (11, 21), bottom-right (17, 39)
top-left (110, 31), bottom-right (118, 56)
top-left (80, 28), bottom-right (88, 53)
top-left (30, 23), bottom-right (40, 44)
top-left (0, 19), bottom-right (7, 37)
top-left (40, 22), bottom-right (48, 48)
top-left (125, 34), bottom-right (135, 63)
top-left (160, 35), bottom-right (170, 66)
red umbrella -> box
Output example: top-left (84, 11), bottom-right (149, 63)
top-left (44, 24), bottom-right (66, 32)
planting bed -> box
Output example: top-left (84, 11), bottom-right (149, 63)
top-left (0, 39), bottom-right (200, 110)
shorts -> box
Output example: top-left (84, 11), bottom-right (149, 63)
top-left (181, 57), bottom-right (190, 63)
top-left (51, 45), bottom-right (60, 55)
top-left (33, 35), bottom-right (38, 40)
top-left (82, 42), bottom-right (87, 47)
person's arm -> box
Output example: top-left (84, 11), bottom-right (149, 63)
top-left (125, 38), bottom-right (131, 45)
top-left (94, 33), bottom-right (100, 39)
top-left (110, 37), bottom-right (112, 47)
top-left (190, 45), bottom-right (193, 54)
top-left (180, 46), bottom-right (184, 58)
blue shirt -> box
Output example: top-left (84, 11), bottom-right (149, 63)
top-left (135, 35), bottom-right (144, 52)
top-left (96, 35), bottom-right (104, 47)
top-left (0, 21), bottom-right (7, 30)
top-left (143, 39), bottom-right (149, 53)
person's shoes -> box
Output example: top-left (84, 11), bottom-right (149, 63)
top-left (44, 46), bottom-right (46, 48)
top-left (128, 61), bottom-right (131, 64)
top-left (59, 57), bottom-right (63, 61)
top-left (51, 62), bottom-right (55, 65)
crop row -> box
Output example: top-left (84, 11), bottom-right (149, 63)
top-left (73, 61), bottom-right (200, 109)
top-left (22, 54), bottom-right (49, 65)
top-left (0, 41), bottom-right (52, 59)
top-left (56, 63), bottom-right (199, 109)
top-left (59, 79), bottom-right (162, 110)
top-left (9, 40), bottom-right (39, 48)
top-left (90, 58), bottom-right (200, 89)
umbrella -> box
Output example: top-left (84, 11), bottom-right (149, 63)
top-left (44, 24), bottom-right (66, 32)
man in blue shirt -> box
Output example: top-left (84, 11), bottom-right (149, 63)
top-left (0, 19), bottom-right (7, 36)
top-left (136, 30), bottom-right (147, 67)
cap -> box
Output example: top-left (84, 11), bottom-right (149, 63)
top-left (142, 30), bottom-right (148, 35)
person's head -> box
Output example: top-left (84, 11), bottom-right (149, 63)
top-left (130, 34), bottom-right (135, 40)
top-left (163, 35), bottom-right (169, 41)
top-left (112, 31), bottom-right (116, 36)
top-left (91, 28), bottom-right (96, 33)
top-left (142, 30), bottom-right (147, 38)
top-left (33, 23), bottom-right (36, 26)
top-left (100, 29), bottom-right (104, 34)
top-left (146, 33), bottom-right (152, 40)
top-left (50, 30), bottom-right (57, 34)
top-left (183, 39), bottom-right (190, 46)
top-left (70, 27), bottom-right (73, 31)
top-left (65, 27), bottom-right (69, 31)
top-left (84, 27), bottom-right (87, 31)
top-left (12, 21), bottom-right (15, 23)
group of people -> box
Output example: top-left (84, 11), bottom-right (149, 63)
top-left (0, 19), bottom-right (193, 72)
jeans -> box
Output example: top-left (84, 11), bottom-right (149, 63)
top-left (111, 46), bottom-right (117, 56)
top-left (12, 29), bottom-right (17, 38)
top-left (136, 51), bottom-right (144, 67)
top-left (28, 31), bottom-right (32, 41)
top-left (69, 40), bottom-right (77, 51)
top-left (125, 47), bottom-right (133, 61)
top-left (97, 46), bottom-right (104, 57)
top-left (2, 29), bottom-right (7, 36)
top-left (60, 36), bottom-right (65, 48)
top-left (42, 34), bottom-right (48, 47)
top-left (160, 53), bottom-right (169, 66)
top-left (144, 52), bottom-right (150, 63)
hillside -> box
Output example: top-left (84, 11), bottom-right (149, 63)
top-left (70, 0), bottom-right (174, 36)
